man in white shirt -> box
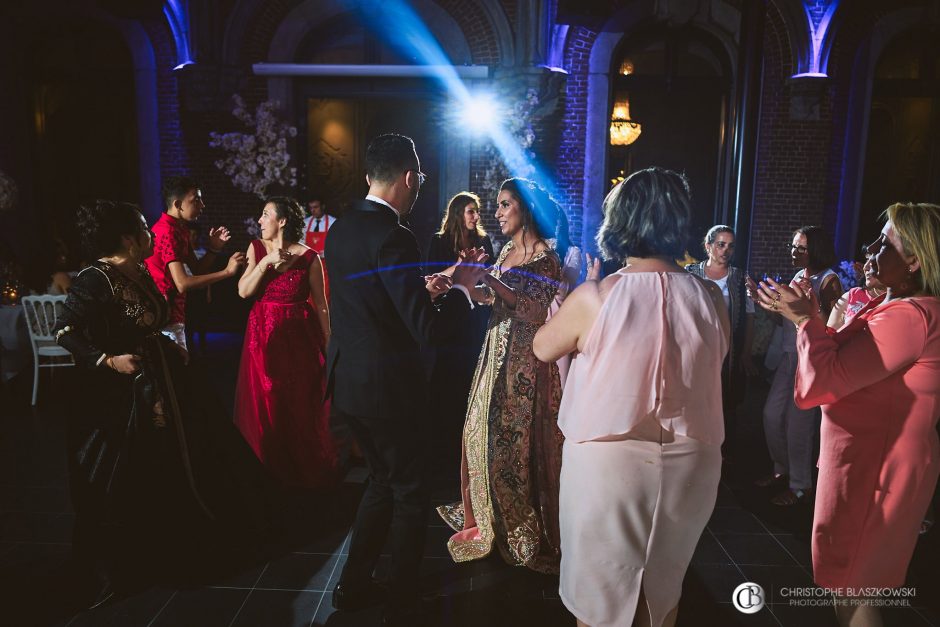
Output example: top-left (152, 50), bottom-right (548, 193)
top-left (303, 197), bottom-right (332, 256)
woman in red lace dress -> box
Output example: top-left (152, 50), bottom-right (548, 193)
top-left (234, 197), bottom-right (337, 488)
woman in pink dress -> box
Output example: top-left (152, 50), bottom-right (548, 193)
top-left (234, 197), bottom-right (337, 488)
top-left (535, 168), bottom-right (729, 627)
top-left (750, 202), bottom-right (940, 626)
top-left (827, 256), bottom-right (885, 330)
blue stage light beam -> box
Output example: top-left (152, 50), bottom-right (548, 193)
top-left (347, 0), bottom-right (561, 202)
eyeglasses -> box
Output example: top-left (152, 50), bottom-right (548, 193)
top-left (787, 244), bottom-right (808, 254)
top-left (406, 169), bottom-right (428, 186)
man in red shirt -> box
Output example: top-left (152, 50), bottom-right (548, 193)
top-left (146, 176), bottom-right (246, 352)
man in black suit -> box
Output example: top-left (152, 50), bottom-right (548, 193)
top-left (326, 134), bottom-right (487, 625)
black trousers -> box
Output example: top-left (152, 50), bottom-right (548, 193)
top-left (334, 405), bottom-right (430, 603)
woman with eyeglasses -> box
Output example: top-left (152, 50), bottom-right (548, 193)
top-left (686, 225), bottom-right (756, 462)
top-left (755, 226), bottom-right (842, 505)
top-left (750, 204), bottom-right (940, 626)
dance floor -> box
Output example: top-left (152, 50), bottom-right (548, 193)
top-left (1, 333), bottom-right (937, 626)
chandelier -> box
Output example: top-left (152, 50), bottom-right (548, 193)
top-left (610, 96), bottom-right (641, 146)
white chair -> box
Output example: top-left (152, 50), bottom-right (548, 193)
top-left (21, 295), bottom-right (74, 405)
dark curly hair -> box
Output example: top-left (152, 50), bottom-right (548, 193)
top-left (596, 167), bottom-right (692, 264)
top-left (76, 200), bottom-right (144, 259)
top-left (499, 178), bottom-right (567, 261)
top-left (265, 196), bottom-right (305, 243)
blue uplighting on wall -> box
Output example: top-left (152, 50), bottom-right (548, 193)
top-left (792, 0), bottom-right (839, 78)
top-left (164, 0), bottom-right (194, 70)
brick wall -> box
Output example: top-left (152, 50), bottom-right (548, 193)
top-left (749, 1), bottom-right (834, 278)
top-left (554, 26), bottom-right (598, 250)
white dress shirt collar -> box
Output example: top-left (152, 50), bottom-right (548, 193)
top-left (365, 195), bottom-right (401, 220)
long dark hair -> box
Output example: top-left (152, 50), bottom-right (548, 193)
top-left (795, 225), bottom-right (836, 273)
top-left (437, 191), bottom-right (486, 255)
top-left (499, 178), bottom-right (567, 261)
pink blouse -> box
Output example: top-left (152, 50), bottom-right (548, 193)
top-left (558, 272), bottom-right (728, 445)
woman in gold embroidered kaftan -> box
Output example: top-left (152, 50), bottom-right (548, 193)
top-left (437, 178), bottom-right (564, 573)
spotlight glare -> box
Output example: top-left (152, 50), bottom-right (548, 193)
top-left (460, 94), bottom-right (499, 134)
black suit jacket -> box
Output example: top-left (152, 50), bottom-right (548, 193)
top-left (325, 199), bottom-right (472, 418)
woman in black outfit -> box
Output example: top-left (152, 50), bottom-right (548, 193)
top-left (54, 200), bottom-right (268, 607)
top-left (426, 192), bottom-right (494, 476)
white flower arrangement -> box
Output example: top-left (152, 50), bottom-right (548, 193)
top-left (209, 95), bottom-right (298, 199)
top-left (0, 169), bottom-right (18, 212)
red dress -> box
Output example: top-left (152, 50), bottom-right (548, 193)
top-left (234, 240), bottom-right (337, 488)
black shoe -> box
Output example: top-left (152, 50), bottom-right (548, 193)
top-left (331, 580), bottom-right (386, 611)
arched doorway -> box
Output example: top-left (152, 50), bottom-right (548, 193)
top-left (265, 1), bottom-right (479, 258)
top-left (857, 28), bottom-right (940, 251)
top-left (607, 26), bottom-right (732, 255)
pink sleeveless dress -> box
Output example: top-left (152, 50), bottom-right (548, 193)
top-left (558, 272), bottom-right (727, 627)
top-left (234, 240), bottom-right (337, 488)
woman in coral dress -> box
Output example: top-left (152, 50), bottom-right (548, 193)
top-left (751, 203), bottom-right (940, 626)
top-left (234, 197), bottom-right (337, 488)
top-left (437, 178), bottom-right (564, 573)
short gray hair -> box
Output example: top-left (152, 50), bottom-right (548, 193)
top-left (596, 167), bottom-right (692, 264)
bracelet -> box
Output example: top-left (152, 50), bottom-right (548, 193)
top-left (793, 315), bottom-right (813, 329)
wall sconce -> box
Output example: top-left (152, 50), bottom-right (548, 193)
top-left (610, 96), bottom-right (641, 146)
top-left (619, 59), bottom-right (634, 75)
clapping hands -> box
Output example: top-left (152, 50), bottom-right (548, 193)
top-left (452, 247), bottom-right (490, 289)
top-left (745, 275), bottom-right (818, 323)
top-left (424, 273), bottom-right (453, 298)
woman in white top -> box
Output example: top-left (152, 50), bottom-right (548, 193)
top-left (534, 168), bottom-right (729, 627)
top-left (685, 225), bottom-right (756, 461)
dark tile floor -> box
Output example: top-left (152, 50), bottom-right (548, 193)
top-left (0, 333), bottom-right (937, 626)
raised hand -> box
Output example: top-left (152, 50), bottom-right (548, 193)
top-left (227, 251), bottom-right (248, 276)
top-left (585, 252), bottom-right (602, 281)
top-left (208, 226), bottom-right (232, 252)
top-left (452, 247), bottom-right (489, 289)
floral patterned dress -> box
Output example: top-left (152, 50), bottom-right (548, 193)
top-left (438, 243), bottom-right (564, 573)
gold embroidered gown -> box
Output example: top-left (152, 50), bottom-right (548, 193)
top-left (437, 243), bottom-right (564, 573)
